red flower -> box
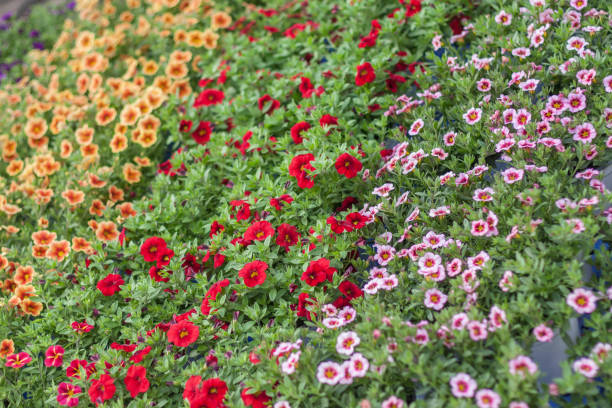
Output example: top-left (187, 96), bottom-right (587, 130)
top-left (345, 212), bottom-right (368, 230)
top-left (244, 221), bottom-right (274, 242)
top-left (124, 365), bottom-right (149, 398)
top-left (66, 359), bottom-right (88, 378)
top-left (239, 261), bottom-right (268, 287)
top-left (339, 281), bottom-right (364, 300)
top-left (194, 89), bottom-right (225, 107)
top-left (302, 258), bottom-right (337, 287)
top-left (288, 154), bottom-right (316, 189)
top-left (88, 374), bottom-right (116, 406)
top-left (290, 121), bottom-right (311, 144)
top-left (96, 274), bottom-right (124, 296)
top-left (156, 247), bottom-right (174, 268)
top-left (201, 279), bottom-right (230, 315)
top-left (129, 346), bottom-right (152, 363)
top-left (299, 76), bottom-right (314, 98)
top-left (140, 237), bottom-right (167, 262)
top-left (319, 114), bottom-right (338, 128)
top-left (257, 94), bottom-right (280, 115)
top-left (241, 388), bottom-right (272, 408)
top-left (276, 223), bottom-right (300, 250)
top-left (213, 253), bottom-right (225, 268)
top-left (210, 221), bottom-right (225, 238)
top-left (270, 194), bottom-right (293, 210)
top-left (337, 196), bottom-right (358, 212)
top-left (183, 376), bottom-right (206, 408)
top-left (44, 345), bottom-right (64, 367)
top-left (404, 0), bottom-right (422, 18)
top-left (297, 292), bottom-right (317, 320)
top-left (191, 121), bottom-right (213, 145)
top-left (335, 153), bottom-right (363, 178)
top-left (179, 119), bottom-right (193, 132)
top-left (200, 378), bottom-right (228, 407)
top-left (167, 320), bottom-right (199, 347)
top-left (355, 62), bottom-right (376, 86)
top-left (149, 266), bottom-right (171, 282)
top-left (327, 216), bottom-right (347, 234)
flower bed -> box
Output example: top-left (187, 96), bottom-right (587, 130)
top-left (0, 0), bottom-right (611, 407)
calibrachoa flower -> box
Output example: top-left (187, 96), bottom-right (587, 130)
top-left (44, 345), bottom-right (64, 367)
top-left (381, 396), bottom-right (404, 408)
top-left (239, 260), bottom-right (269, 287)
top-left (567, 288), bottom-right (597, 314)
top-left (475, 389), bottom-right (501, 408)
top-left (355, 62), bottom-right (375, 86)
top-left (533, 324), bottom-right (554, 342)
top-left (424, 288), bottom-right (448, 311)
top-left (336, 331), bottom-right (360, 355)
top-left (463, 108), bottom-right (482, 125)
top-left (124, 365), bottom-right (150, 398)
top-left (96, 273), bottom-right (124, 296)
top-left (57, 382), bottom-right (81, 407)
top-left (140, 236), bottom-right (167, 262)
top-left (5, 352), bottom-right (31, 368)
top-left (288, 154), bottom-right (316, 188)
top-left (572, 358), bottom-right (598, 378)
top-left (167, 320), bottom-right (199, 347)
top-left (88, 374), bottom-right (116, 406)
top-left (245, 221), bottom-right (274, 242)
top-left (449, 373), bottom-right (477, 398)
top-left (317, 361), bottom-right (341, 385)
top-left (501, 167), bottom-right (524, 184)
top-left (508, 355), bottom-right (538, 377)
top-left (335, 153), bottom-right (363, 178)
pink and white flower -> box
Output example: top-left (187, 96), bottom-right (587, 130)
top-left (467, 251), bottom-right (490, 270)
top-left (488, 305), bottom-right (507, 330)
top-left (409, 119), bottom-right (425, 135)
top-left (512, 47), bottom-right (531, 59)
top-left (567, 36), bottom-right (587, 52)
top-left (567, 288), bottom-right (597, 314)
top-left (475, 389), bottom-right (501, 408)
top-left (374, 245), bottom-right (396, 266)
top-left (429, 206), bottom-right (451, 218)
top-left (424, 289), bottom-right (447, 311)
top-left (348, 353), bottom-right (369, 377)
top-left (476, 78), bottom-right (492, 92)
top-left (449, 373), bottom-right (477, 398)
top-left (381, 396), bottom-right (404, 408)
top-left (443, 131), bottom-right (456, 146)
top-left (512, 109), bottom-right (531, 129)
top-left (338, 306), bottom-right (356, 324)
top-left (591, 343), bottom-right (611, 363)
top-left (572, 358), bottom-right (598, 378)
top-left (604, 75), bottom-right (612, 93)
top-left (519, 79), bottom-right (539, 92)
top-left (468, 320), bottom-right (488, 341)
top-left (533, 324), bottom-right (554, 342)
top-left (451, 313), bottom-right (469, 330)
top-left (566, 92), bottom-right (586, 113)
top-left (317, 361), bottom-right (342, 385)
top-left (274, 401), bottom-right (292, 408)
top-left (576, 69), bottom-right (596, 86)
top-left (373, 183), bottom-right (395, 197)
top-left (501, 167), bottom-right (524, 184)
top-left (418, 252), bottom-right (442, 271)
top-left (446, 258), bottom-right (463, 277)
top-left (566, 218), bottom-right (585, 234)
top-left (494, 11), bottom-right (512, 25)
top-left (471, 220), bottom-right (489, 236)
top-left (572, 122), bottom-right (597, 144)
top-left (508, 355), bottom-right (538, 377)
top-left (463, 108), bottom-right (482, 125)
top-left (570, 0), bottom-right (588, 10)
top-left (281, 351), bottom-right (301, 374)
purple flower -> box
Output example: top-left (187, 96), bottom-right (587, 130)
top-left (66, 1), bottom-right (76, 10)
top-left (1, 12), bottom-right (13, 21)
top-left (32, 42), bottom-right (45, 50)
top-left (29, 30), bottom-right (40, 38)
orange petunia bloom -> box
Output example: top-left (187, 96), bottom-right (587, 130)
top-left (170, 80), bottom-right (192, 99)
top-left (119, 104), bottom-right (140, 126)
top-left (95, 107), bottom-right (117, 126)
top-left (76, 31), bottom-right (95, 51)
top-left (153, 76), bottom-right (171, 93)
top-left (81, 143), bottom-right (99, 157)
top-left (142, 60), bottom-right (159, 76)
top-left (24, 117), bottom-right (47, 139)
top-left (21, 299), bottom-right (43, 316)
top-left (123, 163), bottom-right (141, 184)
top-left (110, 134), bottom-right (128, 153)
top-left (119, 202), bottom-right (138, 218)
top-left (0, 339), bottom-right (14, 359)
top-left (38, 217), bottom-right (49, 228)
top-left (28, 135), bottom-right (49, 150)
top-left (165, 62), bottom-right (188, 79)
top-left (75, 124), bottom-right (94, 145)
top-left (76, 73), bottom-right (89, 94)
top-left (88, 219), bottom-right (99, 232)
top-left (62, 189), bottom-right (85, 206)
top-left (115, 123), bottom-right (128, 135)
top-left (32, 245), bottom-right (48, 259)
top-left (46, 240), bottom-right (71, 262)
top-left (174, 29), bottom-right (187, 43)
top-left (32, 230), bottom-right (56, 246)
top-left (138, 114), bottom-right (161, 132)
top-left (133, 157), bottom-right (151, 167)
top-left (2, 203), bottom-right (21, 216)
top-left (34, 188), bottom-right (54, 204)
top-left (145, 87), bottom-right (165, 108)
top-left (8, 295), bottom-right (21, 308)
top-left (60, 139), bottom-right (73, 158)
top-left (3, 279), bottom-right (17, 293)
top-left (108, 185), bottom-right (124, 202)
top-left (6, 160), bottom-right (23, 176)
top-left (3, 225), bottom-right (19, 235)
top-left (15, 284), bottom-right (35, 300)
top-left (136, 130), bottom-right (157, 147)
top-left (135, 98), bottom-right (152, 115)
top-left (96, 221), bottom-right (119, 242)
top-left (170, 50), bottom-right (192, 63)
top-left (89, 199), bottom-right (106, 216)
top-left (202, 29), bottom-right (219, 50)
top-left (50, 116), bottom-right (66, 134)
top-left (72, 237), bottom-right (92, 253)
top-left (211, 11), bottom-right (232, 30)
top-left (0, 255), bottom-right (7, 270)
top-left (14, 266), bottom-right (35, 286)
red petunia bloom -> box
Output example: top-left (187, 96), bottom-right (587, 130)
top-left (183, 376), bottom-right (206, 408)
top-left (288, 154), bottom-right (316, 189)
top-left (241, 388), bottom-right (272, 408)
top-left (167, 320), bottom-right (199, 347)
top-left (156, 247), bottom-right (175, 268)
top-left (337, 196), bottom-right (358, 212)
top-left (210, 221), bottom-right (225, 239)
top-left (140, 237), bottom-right (167, 262)
top-left (239, 261), bottom-right (268, 287)
top-left (66, 359), bottom-right (88, 378)
top-left (319, 114), bottom-right (338, 128)
top-left (270, 194), bottom-right (293, 210)
top-left (5, 352), bottom-right (31, 368)
top-left (345, 212), bottom-right (368, 230)
top-left (290, 121), bottom-right (311, 144)
top-left (124, 365), bottom-right (149, 398)
top-left (355, 62), bottom-right (376, 86)
top-left (193, 89), bottom-right (225, 107)
top-left (129, 346), bottom-right (152, 363)
top-left (44, 345), bottom-right (65, 367)
top-left (257, 94), bottom-right (280, 115)
top-left (179, 119), bottom-right (193, 132)
top-left (200, 378), bottom-right (228, 407)
top-left (335, 153), bottom-right (363, 178)
top-left (149, 266), bottom-right (171, 283)
top-left (96, 274), bottom-right (124, 296)
top-left (244, 221), bottom-right (275, 242)
top-left (297, 292), bottom-right (317, 320)
top-left (201, 279), bottom-right (230, 315)
top-left (191, 121), bottom-right (213, 145)
top-left (88, 374), bottom-right (116, 407)
top-left (404, 0), bottom-right (422, 18)
top-left (276, 223), bottom-right (300, 251)
top-left (339, 281), bottom-right (364, 300)
top-left (299, 76), bottom-right (314, 98)
top-left (302, 258), bottom-right (337, 287)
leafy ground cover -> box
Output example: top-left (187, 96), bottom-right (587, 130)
top-left (0, 0), bottom-right (611, 407)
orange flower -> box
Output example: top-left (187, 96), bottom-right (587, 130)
top-left (28, 136), bottom-right (49, 150)
top-left (108, 185), bottom-right (124, 202)
top-left (8, 295), bottom-right (20, 308)
top-left (32, 230), bottom-right (57, 246)
top-left (15, 285), bottom-right (35, 300)
top-left (75, 125), bottom-right (94, 145)
top-left (142, 60), bottom-right (159, 76)
top-left (38, 217), bottom-right (49, 228)
top-left (136, 130), bottom-right (157, 148)
top-left (0, 255), bottom-right (7, 270)
top-left (145, 87), bottom-right (165, 108)
top-left (24, 117), bottom-right (47, 139)
top-left (119, 202), bottom-right (138, 218)
top-left (89, 199), bottom-right (106, 216)
top-left (3, 225), bottom-right (19, 235)
top-left (96, 221), bottom-right (119, 242)
top-left (21, 299), bottom-right (43, 316)
top-left (46, 240), bottom-right (71, 262)
top-left (123, 164), bottom-right (141, 184)
top-left (110, 134), bottom-right (128, 153)
top-left (138, 114), bottom-right (161, 132)
top-left (3, 279), bottom-right (17, 293)
top-left (133, 157), bottom-right (151, 167)
top-left (115, 123), bottom-right (128, 135)
top-left (170, 50), bottom-right (192, 63)
top-left (81, 143), bottom-right (99, 157)
top-left (0, 339), bottom-right (14, 359)
top-left (135, 98), bottom-right (152, 115)
top-left (62, 189), bottom-right (85, 206)
top-left (76, 31), bottom-right (95, 51)
top-left (88, 219), bottom-right (99, 231)
top-left (202, 29), bottom-right (219, 50)
top-left (120, 104), bottom-right (140, 126)
top-left (174, 29), bottom-right (187, 43)
top-left (211, 11), bottom-right (232, 30)
top-left (34, 188), bottom-right (54, 204)
top-left (95, 107), bottom-right (117, 126)
top-left (165, 62), bottom-right (188, 79)
top-left (14, 266), bottom-right (35, 286)
top-left (72, 237), bottom-right (92, 253)
top-left (2, 203), bottom-right (21, 216)
top-left (170, 80), bottom-right (192, 99)
top-left (6, 160), bottom-right (23, 176)
top-left (32, 245), bottom-right (48, 259)
top-left (153, 76), bottom-right (172, 93)
top-left (60, 140), bottom-right (73, 158)
top-left (186, 30), bottom-right (206, 48)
